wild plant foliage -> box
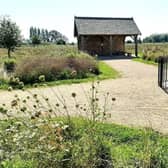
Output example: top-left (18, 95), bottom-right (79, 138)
top-left (0, 81), bottom-right (167, 168)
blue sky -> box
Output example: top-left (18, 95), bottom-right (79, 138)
top-left (0, 0), bottom-right (168, 42)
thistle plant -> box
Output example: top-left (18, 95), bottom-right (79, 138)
top-left (0, 80), bottom-right (115, 168)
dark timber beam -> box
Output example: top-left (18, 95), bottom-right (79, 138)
top-left (110, 35), bottom-right (112, 56)
top-left (134, 35), bottom-right (138, 57)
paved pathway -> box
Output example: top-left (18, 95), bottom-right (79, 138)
top-left (0, 58), bottom-right (168, 134)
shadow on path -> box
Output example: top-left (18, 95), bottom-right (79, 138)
top-left (98, 55), bottom-right (136, 60)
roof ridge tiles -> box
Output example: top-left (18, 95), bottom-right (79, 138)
top-left (75, 16), bottom-right (133, 20)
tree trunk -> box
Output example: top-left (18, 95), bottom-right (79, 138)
top-left (8, 48), bottom-right (11, 58)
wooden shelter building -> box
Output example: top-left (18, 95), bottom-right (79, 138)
top-left (74, 16), bottom-right (141, 56)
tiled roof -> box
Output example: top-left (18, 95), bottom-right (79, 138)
top-left (74, 16), bottom-right (141, 36)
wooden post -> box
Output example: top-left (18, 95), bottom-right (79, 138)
top-left (134, 35), bottom-right (138, 57)
top-left (110, 36), bottom-right (112, 56)
top-left (81, 36), bottom-right (85, 51)
top-left (77, 35), bottom-right (80, 51)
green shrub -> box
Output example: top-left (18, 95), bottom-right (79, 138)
top-left (8, 76), bottom-right (24, 89)
top-left (147, 56), bottom-right (152, 61)
top-left (38, 75), bottom-right (45, 82)
top-left (142, 54), bottom-right (147, 60)
top-left (1, 157), bottom-right (36, 168)
top-left (154, 57), bottom-right (159, 63)
top-left (56, 39), bottom-right (66, 45)
top-left (15, 55), bottom-right (99, 84)
top-left (4, 59), bottom-right (16, 72)
top-left (0, 78), bottom-right (8, 85)
top-left (31, 35), bottom-right (41, 45)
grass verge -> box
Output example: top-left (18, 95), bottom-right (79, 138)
top-left (133, 57), bottom-right (158, 66)
top-left (1, 117), bottom-right (167, 167)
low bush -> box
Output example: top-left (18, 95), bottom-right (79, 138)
top-left (15, 54), bottom-right (99, 84)
top-left (142, 53), bottom-right (147, 60)
top-left (4, 59), bottom-right (16, 72)
top-left (8, 76), bottom-right (24, 89)
top-left (57, 39), bottom-right (66, 45)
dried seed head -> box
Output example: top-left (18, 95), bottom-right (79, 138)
top-left (33, 83), bottom-right (38, 88)
top-left (33, 94), bottom-right (37, 98)
top-left (20, 106), bottom-right (27, 112)
top-left (11, 100), bottom-right (18, 107)
top-left (71, 92), bottom-right (76, 98)
top-left (23, 99), bottom-right (26, 103)
top-left (35, 111), bottom-right (41, 118)
top-left (14, 94), bottom-right (18, 98)
top-left (49, 109), bottom-right (53, 113)
top-left (56, 103), bottom-right (59, 107)
top-left (31, 115), bottom-right (35, 120)
top-left (112, 98), bottom-right (116, 101)
top-left (75, 104), bottom-right (79, 108)
top-left (8, 87), bottom-right (13, 92)
top-left (36, 100), bottom-right (39, 103)
top-left (45, 98), bottom-right (49, 101)
top-left (71, 70), bottom-right (77, 76)
top-left (92, 98), bottom-right (95, 102)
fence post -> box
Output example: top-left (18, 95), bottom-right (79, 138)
top-left (158, 56), bottom-right (168, 92)
top-left (158, 57), bottom-right (163, 87)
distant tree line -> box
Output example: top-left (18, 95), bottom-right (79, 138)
top-left (125, 38), bottom-right (142, 44)
top-left (29, 27), bottom-right (68, 45)
top-left (143, 34), bottom-right (168, 43)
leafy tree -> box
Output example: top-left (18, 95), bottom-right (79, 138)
top-left (29, 27), bottom-right (68, 44)
top-left (29, 26), bottom-right (34, 39)
top-left (37, 28), bottom-right (41, 37)
top-left (34, 27), bottom-right (37, 36)
top-left (41, 29), bottom-right (45, 42)
top-left (49, 30), bottom-right (68, 43)
top-left (49, 30), bottom-right (59, 42)
top-left (126, 40), bottom-right (133, 43)
top-left (0, 17), bottom-right (21, 58)
top-left (45, 29), bottom-right (49, 42)
top-left (143, 33), bottom-right (168, 43)
top-left (56, 39), bottom-right (66, 45)
top-left (138, 37), bottom-right (142, 43)
top-left (31, 35), bottom-right (41, 45)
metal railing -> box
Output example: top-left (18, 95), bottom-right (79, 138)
top-left (158, 56), bottom-right (168, 93)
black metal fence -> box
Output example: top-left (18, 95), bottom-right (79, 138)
top-left (158, 56), bottom-right (168, 92)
